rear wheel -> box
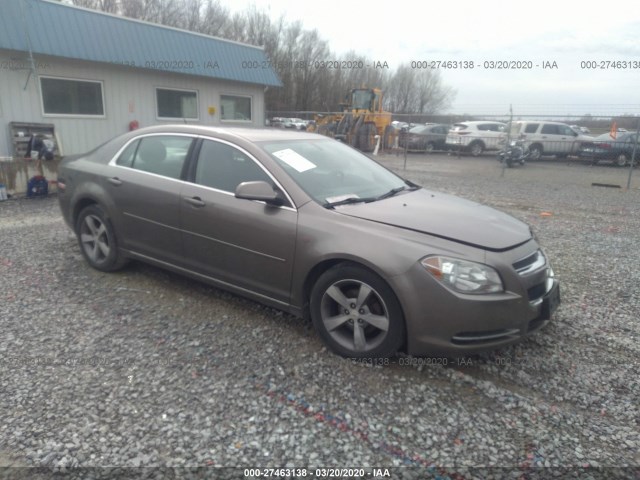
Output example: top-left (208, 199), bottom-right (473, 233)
top-left (529, 144), bottom-right (543, 161)
top-left (310, 264), bottom-right (405, 358)
top-left (383, 125), bottom-right (396, 150)
top-left (75, 204), bottom-right (128, 272)
top-left (615, 153), bottom-right (628, 167)
top-left (469, 141), bottom-right (484, 156)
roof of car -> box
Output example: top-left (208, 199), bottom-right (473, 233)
top-left (130, 124), bottom-right (323, 142)
top-left (456, 121), bottom-right (506, 125)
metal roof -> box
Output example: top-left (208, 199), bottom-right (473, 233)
top-left (0, 0), bottom-right (282, 87)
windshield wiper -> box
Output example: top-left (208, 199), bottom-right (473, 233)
top-left (323, 196), bottom-right (373, 209)
top-left (374, 183), bottom-right (420, 201)
top-left (374, 186), bottom-right (406, 201)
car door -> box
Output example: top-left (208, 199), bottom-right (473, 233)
top-left (540, 124), bottom-right (575, 155)
top-left (107, 134), bottom-right (194, 264)
top-left (433, 125), bottom-right (448, 148)
top-left (558, 125), bottom-right (581, 154)
top-left (477, 123), bottom-right (503, 150)
top-left (180, 138), bottom-right (298, 305)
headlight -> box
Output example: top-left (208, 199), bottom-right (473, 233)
top-left (421, 256), bottom-right (504, 294)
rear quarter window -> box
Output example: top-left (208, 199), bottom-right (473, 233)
top-left (525, 124), bottom-right (539, 134)
top-left (116, 139), bottom-right (140, 167)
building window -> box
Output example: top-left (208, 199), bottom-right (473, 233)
top-left (220, 95), bottom-right (252, 122)
top-left (156, 88), bottom-right (198, 120)
top-left (40, 77), bottom-right (104, 116)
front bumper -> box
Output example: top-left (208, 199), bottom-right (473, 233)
top-left (394, 243), bottom-right (560, 356)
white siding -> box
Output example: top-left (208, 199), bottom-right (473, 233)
top-left (0, 50), bottom-right (267, 156)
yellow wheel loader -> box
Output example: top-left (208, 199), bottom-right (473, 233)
top-left (308, 88), bottom-right (395, 152)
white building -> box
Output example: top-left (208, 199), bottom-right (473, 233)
top-left (0, 0), bottom-right (280, 194)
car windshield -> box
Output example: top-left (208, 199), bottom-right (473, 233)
top-left (259, 139), bottom-right (410, 206)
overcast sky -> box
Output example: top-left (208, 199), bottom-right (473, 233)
top-left (231, 0), bottom-right (640, 116)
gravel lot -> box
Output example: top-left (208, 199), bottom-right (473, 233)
top-left (0, 154), bottom-right (639, 479)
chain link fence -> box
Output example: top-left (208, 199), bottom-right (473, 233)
top-left (266, 109), bottom-right (640, 187)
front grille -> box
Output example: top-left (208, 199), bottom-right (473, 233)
top-left (513, 250), bottom-right (545, 274)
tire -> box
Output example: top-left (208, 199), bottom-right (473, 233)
top-left (529, 144), bottom-right (543, 161)
top-left (75, 204), bottom-right (128, 272)
top-left (425, 142), bottom-right (435, 153)
top-left (358, 123), bottom-right (376, 152)
top-left (310, 264), bottom-right (405, 358)
top-left (615, 153), bottom-right (628, 167)
top-left (383, 125), bottom-right (396, 149)
top-left (469, 141), bottom-right (484, 157)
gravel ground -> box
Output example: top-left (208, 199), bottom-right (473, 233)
top-left (0, 154), bottom-right (638, 479)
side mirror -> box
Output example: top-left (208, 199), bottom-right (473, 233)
top-left (235, 181), bottom-right (284, 206)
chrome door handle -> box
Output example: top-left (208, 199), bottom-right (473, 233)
top-left (185, 196), bottom-right (205, 208)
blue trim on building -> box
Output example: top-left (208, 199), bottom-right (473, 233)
top-left (0, 0), bottom-right (281, 87)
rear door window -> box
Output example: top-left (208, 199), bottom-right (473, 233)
top-left (128, 136), bottom-right (193, 180)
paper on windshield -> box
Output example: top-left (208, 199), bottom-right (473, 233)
top-left (272, 148), bottom-right (316, 173)
top-left (325, 194), bottom-right (359, 204)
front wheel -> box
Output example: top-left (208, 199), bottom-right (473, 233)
top-left (75, 204), bottom-right (128, 272)
top-left (310, 264), bottom-right (405, 358)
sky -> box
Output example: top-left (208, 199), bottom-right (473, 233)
top-left (229, 0), bottom-right (640, 116)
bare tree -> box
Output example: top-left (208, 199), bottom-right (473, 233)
top-left (198, 0), bottom-right (230, 37)
top-left (414, 69), bottom-right (456, 114)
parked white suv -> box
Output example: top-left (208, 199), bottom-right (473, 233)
top-left (446, 121), bottom-right (506, 156)
top-left (505, 121), bottom-right (593, 160)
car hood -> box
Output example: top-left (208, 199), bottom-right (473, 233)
top-left (337, 189), bottom-right (531, 251)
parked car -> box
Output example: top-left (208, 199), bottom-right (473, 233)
top-left (283, 118), bottom-right (308, 130)
top-left (391, 121), bottom-right (412, 131)
top-left (570, 125), bottom-right (591, 135)
top-left (578, 132), bottom-right (640, 166)
top-left (505, 121), bottom-right (593, 160)
top-left (399, 124), bottom-right (450, 152)
top-left (269, 117), bottom-right (287, 128)
top-left (57, 125), bottom-right (560, 358)
top-left (446, 121), bottom-right (506, 156)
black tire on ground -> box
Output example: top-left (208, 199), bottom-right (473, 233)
top-left (529, 144), bottom-right (543, 161)
top-left (350, 116), bottom-right (364, 148)
top-left (615, 153), bottom-right (628, 167)
top-left (310, 263), bottom-right (405, 358)
top-left (383, 125), bottom-right (396, 150)
top-left (469, 141), bottom-right (484, 157)
top-left (75, 204), bottom-right (128, 272)
top-left (358, 123), bottom-right (377, 152)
